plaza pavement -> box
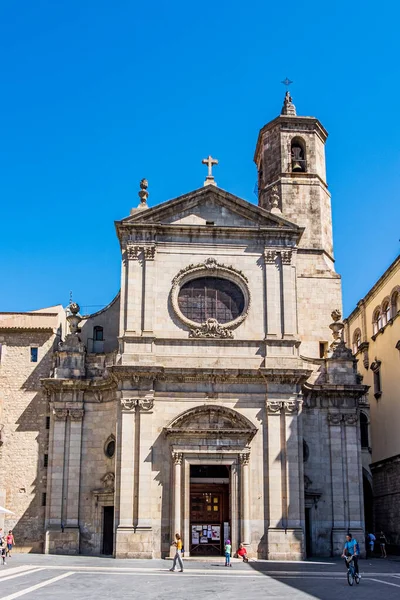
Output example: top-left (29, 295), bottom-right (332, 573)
top-left (0, 554), bottom-right (399, 599)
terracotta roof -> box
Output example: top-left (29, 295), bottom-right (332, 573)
top-left (0, 312), bottom-right (59, 331)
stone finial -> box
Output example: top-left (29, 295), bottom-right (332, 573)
top-left (268, 185), bottom-right (281, 214)
top-left (138, 178), bottom-right (149, 207)
top-left (281, 91), bottom-right (296, 116)
top-left (328, 309), bottom-right (353, 358)
top-left (66, 302), bottom-right (82, 335)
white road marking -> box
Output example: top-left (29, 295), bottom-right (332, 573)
top-left (0, 571), bottom-right (74, 599)
top-left (0, 569), bottom-right (45, 583)
top-left (0, 567), bottom-right (38, 580)
top-left (369, 578), bottom-right (400, 588)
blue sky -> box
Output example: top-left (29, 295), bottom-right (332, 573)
top-left (1, 0), bottom-right (399, 316)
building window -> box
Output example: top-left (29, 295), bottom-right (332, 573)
top-left (42, 492), bottom-right (47, 507)
top-left (291, 137), bottom-right (307, 172)
top-left (391, 291), bottom-right (399, 318)
top-left (44, 454), bottom-right (48, 468)
top-left (352, 329), bottom-right (362, 354)
top-left (46, 416), bottom-right (50, 430)
top-left (371, 360), bottom-right (382, 399)
top-left (105, 438), bottom-right (115, 458)
top-left (372, 309), bottom-right (381, 335)
top-left (178, 277), bottom-right (245, 324)
top-left (93, 326), bottom-right (104, 341)
top-left (319, 341), bottom-right (328, 358)
top-left (360, 412), bottom-right (369, 448)
top-left (30, 347), bottom-right (38, 362)
top-left (382, 300), bottom-right (390, 326)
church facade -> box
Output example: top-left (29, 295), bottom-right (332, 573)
top-left (0, 94), bottom-right (367, 559)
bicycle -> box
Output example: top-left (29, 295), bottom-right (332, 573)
top-left (345, 555), bottom-right (360, 586)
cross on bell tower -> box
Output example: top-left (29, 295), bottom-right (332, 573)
top-left (202, 155), bottom-right (218, 187)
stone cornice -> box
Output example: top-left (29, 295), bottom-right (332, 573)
top-left (303, 382), bottom-right (369, 402)
top-left (41, 374), bottom-right (117, 393)
top-left (111, 365), bottom-right (312, 385)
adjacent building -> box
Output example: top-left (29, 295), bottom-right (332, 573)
top-left (345, 255), bottom-right (400, 547)
top-left (0, 93), bottom-right (368, 559)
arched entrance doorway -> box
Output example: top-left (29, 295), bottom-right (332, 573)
top-left (164, 405), bottom-right (257, 556)
top-left (363, 469), bottom-right (373, 533)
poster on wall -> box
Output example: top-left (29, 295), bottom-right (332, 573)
top-left (211, 525), bottom-right (220, 541)
top-left (223, 522), bottom-right (230, 543)
top-left (192, 525), bottom-right (199, 544)
top-left (200, 536), bottom-right (208, 544)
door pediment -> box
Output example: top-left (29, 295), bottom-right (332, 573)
top-left (165, 405), bottom-right (257, 444)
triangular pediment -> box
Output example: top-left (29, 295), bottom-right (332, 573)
top-left (117, 186), bottom-right (300, 231)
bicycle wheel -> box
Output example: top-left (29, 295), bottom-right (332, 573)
top-left (347, 569), bottom-right (354, 586)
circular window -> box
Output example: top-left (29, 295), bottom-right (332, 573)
top-left (105, 440), bottom-right (115, 458)
top-left (178, 276), bottom-right (245, 324)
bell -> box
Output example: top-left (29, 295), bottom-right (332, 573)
top-left (292, 160), bottom-right (303, 172)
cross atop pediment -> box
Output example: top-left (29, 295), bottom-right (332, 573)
top-left (202, 155), bottom-right (218, 187)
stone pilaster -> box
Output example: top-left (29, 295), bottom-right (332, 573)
top-left (172, 451), bottom-right (183, 540)
top-left (264, 249), bottom-right (282, 338)
top-left (45, 404), bottom-right (82, 555)
top-left (281, 250), bottom-right (297, 336)
top-left (117, 397), bottom-right (136, 528)
top-left (134, 397), bottom-right (154, 557)
top-left (267, 398), bottom-right (303, 559)
top-left (239, 451), bottom-right (250, 545)
top-left (125, 244), bottom-right (143, 334)
top-left (46, 405), bottom-right (67, 530)
top-left (142, 245), bottom-right (156, 335)
top-left (65, 405), bottom-right (84, 527)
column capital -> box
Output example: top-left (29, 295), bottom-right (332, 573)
top-left (120, 397), bottom-right (138, 411)
top-left (172, 452), bottom-right (183, 465)
top-left (138, 397), bottom-right (154, 412)
top-left (284, 400), bottom-right (300, 414)
top-left (239, 451), bottom-right (250, 465)
top-left (53, 407), bottom-right (68, 421)
top-left (281, 249), bottom-right (292, 265)
top-left (143, 245), bottom-right (156, 261)
top-left (327, 412), bottom-right (358, 426)
top-left (343, 413), bottom-right (358, 426)
top-left (264, 249), bottom-right (277, 264)
top-left (267, 400), bottom-right (283, 414)
top-left (126, 244), bottom-right (142, 260)
top-left (69, 408), bottom-right (84, 420)
top-left (267, 399), bottom-right (300, 415)
top-left (327, 412), bottom-right (342, 425)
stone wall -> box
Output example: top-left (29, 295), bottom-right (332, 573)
top-left (0, 330), bottom-right (55, 551)
top-left (371, 455), bottom-right (400, 549)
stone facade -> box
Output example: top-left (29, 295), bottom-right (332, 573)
top-left (0, 308), bottom-right (64, 551)
top-left (0, 95), bottom-right (368, 559)
top-left (345, 255), bottom-right (400, 548)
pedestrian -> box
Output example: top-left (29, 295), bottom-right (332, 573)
top-left (379, 531), bottom-right (388, 558)
top-left (366, 532), bottom-right (375, 557)
top-left (0, 537), bottom-right (6, 566)
top-left (225, 539), bottom-right (232, 567)
top-left (237, 542), bottom-right (249, 562)
top-left (6, 531), bottom-right (15, 558)
top-left (169, 533), bottom-right (184, 572)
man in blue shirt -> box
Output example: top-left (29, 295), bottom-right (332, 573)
top-left (342, 533), bottom-right (360, 578)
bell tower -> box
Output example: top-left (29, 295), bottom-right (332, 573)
top-left (254, 92), bottom-right (333, 257)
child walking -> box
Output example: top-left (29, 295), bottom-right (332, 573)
top-left (225, 539), bottom-right (232, 567)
